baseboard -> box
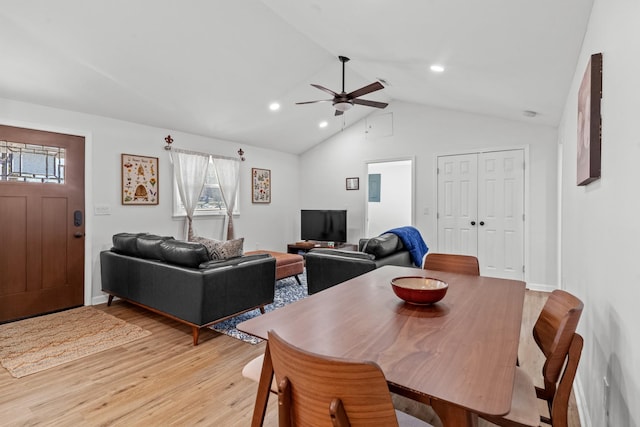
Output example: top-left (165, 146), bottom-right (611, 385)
top-left (525, 282), bottom-right (556, 292)
top-left (92, 294), bottom-right (110, 306)
top-left (574, 374), bottom-right (592, 427)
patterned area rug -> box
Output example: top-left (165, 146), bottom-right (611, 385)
top-left (0, 306), bottom-right (151, 378)
top-left (212, 272), bottom-right (308, 344)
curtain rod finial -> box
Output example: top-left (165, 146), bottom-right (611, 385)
top-left (238, 148), bottom-right (245, 161)
top-left (164, 135), bottom-right (174, 150)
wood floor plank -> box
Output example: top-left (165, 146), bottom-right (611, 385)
top-left (0, 292), bottom-right (580, 426)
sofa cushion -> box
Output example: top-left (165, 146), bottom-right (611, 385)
top-left (210, 238), bottom-right (245, 260)
top-left (159, 240), bottom-right (210, 268)
top-left (189, 235), bottom-right (221, 259)
top-left (136, 234), bottom-right (174, 260)
top-left (112, 232), bottom-right (147, 256)
top-left (362, 233), bottom-right (403, 258)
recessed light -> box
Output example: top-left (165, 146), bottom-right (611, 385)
top-left (269, 102), bottom-right (280, 111)
top-left (430, 64), bottom-right (445, 73)
top-left (319, 121), bottom-right (328, 128)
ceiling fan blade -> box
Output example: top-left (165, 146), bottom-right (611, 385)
top-left (335, 109), bottom-right (344, 116)
top-left (296, 99), bottom-right (333, 105)
top-left (346, 81), bottom-right (384, 99)
top-left (352, 99), bottom-right (389, 109)
top-left (311, 84), bottom-right (339, 97)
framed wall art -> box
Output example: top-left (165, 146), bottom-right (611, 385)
top-left (252, 168), bottom-right (271, 203)
top-left (577, 52), bottom-right (603, 186)
top-left (346, 177), bottom-right (359, 190)
top-left (121, 153), bottom-right (159, 205)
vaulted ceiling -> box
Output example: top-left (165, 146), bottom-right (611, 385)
top-left (0, 0), bottom-right (594, 154)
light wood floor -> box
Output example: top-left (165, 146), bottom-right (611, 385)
top-left (0, 291), bottom-right (580, 426)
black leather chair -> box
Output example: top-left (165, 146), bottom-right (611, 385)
top-left (305, 233), bottom-right (413, 294)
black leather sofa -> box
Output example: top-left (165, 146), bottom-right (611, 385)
top-left (305, 233), bottom-right (414, 294)
top-left (100, 233), bottom-right (276, 345)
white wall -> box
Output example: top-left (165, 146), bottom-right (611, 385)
top-left (366, 160), bottom-right (412, 236)
top-left (0, 98), bottom-right (300, 305)
top-left (300, 101), bottom-right (559, 286)
top-left (558, 1), bottom-right (640, 425)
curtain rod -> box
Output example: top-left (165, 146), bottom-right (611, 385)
top-left (163, 134), bottom-right (244, 161)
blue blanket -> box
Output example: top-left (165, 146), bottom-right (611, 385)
top-left (384, 226), bottom-right (429, 267)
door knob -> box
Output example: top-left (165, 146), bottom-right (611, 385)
top-left (74, 232), bottom-right (85, 238)
top-left (470, 221), bottom-right (476, 226)
top-left (479, 221), bottom-right (485, 226)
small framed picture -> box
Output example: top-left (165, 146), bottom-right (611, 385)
top-left (346, 177), bottom-right (359, 190)
top-left (121, 154), bottom-right (159, 205)
top-left (252, 168), bottom-right (271, 203)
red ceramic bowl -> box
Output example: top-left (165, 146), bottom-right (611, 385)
top-left (391, 276), bottom-right (448, 305)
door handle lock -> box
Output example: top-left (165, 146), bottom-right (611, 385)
top-left (470, 221), bottom-right (476, 226)
top-left (479, 221), bottom-right (485, 226)
top-left (73, 210), bottom-right (83, 227)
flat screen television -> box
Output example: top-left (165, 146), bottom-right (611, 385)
top-left (301, 210), bottom-right (347, 243)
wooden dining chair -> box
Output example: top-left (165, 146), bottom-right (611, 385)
top-left (481, 289), bottom-right (584, 427)
top-left (267, 330), bottom-right (433, 427)
top-left (423, 253), bottom-right (480, 276)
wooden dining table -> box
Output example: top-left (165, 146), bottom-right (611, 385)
top-left (238, 265), bottom-right (526, 427)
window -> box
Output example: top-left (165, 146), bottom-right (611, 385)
top-left (172, 157), bottom-right (239, 216)
top-left (0, 140), bottom-right (65, 183)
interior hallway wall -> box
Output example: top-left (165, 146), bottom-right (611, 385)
top-left (557, 1), bottom-right (640, 425)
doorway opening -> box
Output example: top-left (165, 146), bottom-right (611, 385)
top-left (365, 158), bottom-right (413, 237)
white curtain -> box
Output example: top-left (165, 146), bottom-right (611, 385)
top-left (170, 150), bottom-right (210, 240)
top-left (212, 157), bottom-right (240, 240)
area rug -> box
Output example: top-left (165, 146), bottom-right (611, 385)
top-left (212, 272), bottom-right (308, 344)
top-left (0, 306), bottom-right (151, 378)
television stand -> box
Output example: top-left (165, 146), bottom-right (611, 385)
top-left (287, 241), bottom-right (357, 255)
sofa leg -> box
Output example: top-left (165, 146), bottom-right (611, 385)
top-left (294, 275), bottom-right (302, 286)
top-left (259, 306), bottom-right (266, 314)
top-left (192, 326), bottom-right (200, 346)
top-left (107, 295), bottom-right (114, 306)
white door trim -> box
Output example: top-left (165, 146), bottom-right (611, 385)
top-left (364, 156), bottom-right (416, 237)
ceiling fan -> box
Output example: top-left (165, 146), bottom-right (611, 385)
top-left (297, 56), bottom-right (388, 116)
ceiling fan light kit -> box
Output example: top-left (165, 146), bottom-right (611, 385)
top-left (297, 55), bottom-right (388, 115)
top-left (333, 100), bottom-right (353, 112)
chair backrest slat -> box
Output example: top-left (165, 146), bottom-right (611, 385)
top-left (424, 253), bottom-right (480, 276)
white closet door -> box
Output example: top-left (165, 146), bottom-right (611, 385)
top-left (477, 150), bottom-right (524, 280)
top-left (437, 149), bottom-right (524, 280)
top-left (437, 153), bottom-right (478, 256)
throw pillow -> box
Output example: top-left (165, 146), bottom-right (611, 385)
top-left (189, 235), bottom-right (221, 259)
top-left (210, 237), bottom-right (244, 260)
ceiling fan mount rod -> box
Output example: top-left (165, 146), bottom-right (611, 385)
top-left (338, 55), bottom-right (350, 93)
